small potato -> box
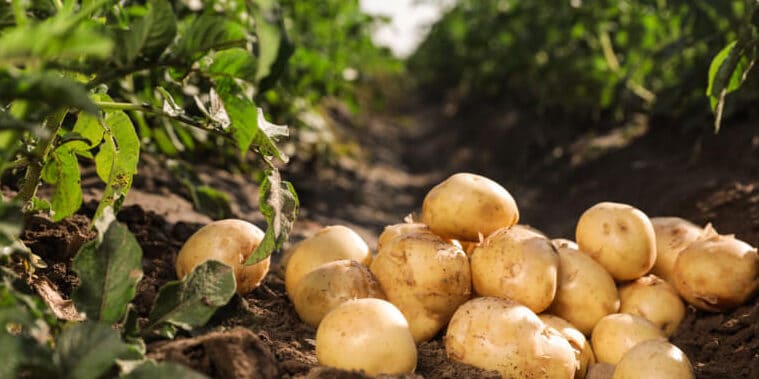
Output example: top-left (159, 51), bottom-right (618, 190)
top-left (176, 219), bottom-right (269, 295)
top-left (446, 297), bottom-right (577, 379)
top-left (421, 173), bottom-right (519, 241)
top-left (471, 226), bottom-right (559, 313)
top-left (284, 225), bottom-right (371, 300)
top-left (576, 202), bottom-right (657, 281)
top-left (552, 238), bottom-right (579, 250)
top-left (591, 313), bottom-right (665, 364)
top-left (619, 275), bottom-right (685, 336)
top-left (292, 260), bottom-right (385, 328)
top-left (370, 233), bottom-right (471, 343)
top-left (550, 246), bottom-right (620, 335)
top-left (650, 217), bottom-right (703, 285)
top-left (613, 340), bottom-right (694, 379)
top-left (539, 314), bottom-right (596, 379)
top-left (316, 298), bottom-right (417, 375)
top-left (673, 227), bottom-right (759, 311)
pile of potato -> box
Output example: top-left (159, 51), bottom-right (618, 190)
top-left (176, 173), bottom-right (759, 378)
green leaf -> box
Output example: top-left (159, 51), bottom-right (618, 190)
top-left (72, 219), bottom-right (143, 324)
top-left (146, 260), bottom-right (236, 333)
top-left (122, 361), bottom-right (209, 379)
top-left (94, 110), bottom-right (140, 221)
top-left (251, 0), bottom-right (293, 91)
top-left (117, 0), bottom-right (177, 65)
top-left (0, 71), bottom-right (98, 115)
top-left (202, 47), bottom-right (258, 83)
top-left (67, 113), bottom-right (104, 152)
top-left (172, 14), bottom-right (246, 61)
top-left (707, 41), bottom-right (755, 131)
top-left (246, 169), bottom-right (298, 265)
top-left (54, 322), bottom-right (132, 379)
top-left (41, 146), bottom-right (82, 222)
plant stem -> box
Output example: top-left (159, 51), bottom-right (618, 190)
top-left (94, 100), bottom-right (230, 139)
top-left (13, 109), bottom-right (68, 208)
top-left (11, 0), bottom-right (28, 27)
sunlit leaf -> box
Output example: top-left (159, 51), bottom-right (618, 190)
top-left (94, 110), bottom-right (140, 221)
top-left (41, 146), bottom-right (82, 221)
top-left (246, 169), bottom-right (298, 265)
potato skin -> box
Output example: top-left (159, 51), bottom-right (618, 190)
top-left (650, 217), bottom-right (703, 285)
top-left (292, 259), bottom-right (385, 328)
top-left (619, 275), bottom-right (685, 336)
top-left (673, 230), bottom-right (759, 312)
top-left (471, 226), bottom-right (559, 313)
top-left (175, 219), bottom-right (268, 295)
top-left (550, 246), bottom-right (620, 335)
top-left (576, 202), bottom-right (656, 281)
top-left (445, 297), bottom-right (576, 379)
top-left (284, 225), bottom-right (371, 300)
top-left (370, 233), bottom-right (471, 343)
top-left (590, 313), bottom-right (665, 364)
top-left (421, 173), bottom-right (519, 241)
top-left (316, 298), bottom-right (417, 375)
top-left (539, 314), bottom-right (596, 379)
top-left (612, 340), bottom-right (694, 379)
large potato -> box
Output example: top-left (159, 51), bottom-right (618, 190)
top-left (471, 226), bottom-right (559, 313)
top-left (292, 259), bottom-right (385, 328)
top-left (421, 173), bottom-right (519, 241)
top-left (316, 298), bottom-right (417, 375)
top-left (176, 219), bottom-right (269, 295)
top-left (650, 217), bottom-right (703, 285)
top-left (673, 227), bottom-right (759, 311)
top-left (550, 246), bottom-right (620, 335)
top-left (284, 225), bottom-right (371, 300)
top-left (591, 313), bottom-right (665, 364)
top-left (576, 202), bottom-right (656, 281)
top-left (446, 297), bottom-right (577, 379)
top-left (370, 232), bottom-right (471, 343)
top-left (377, 222), bottom-right (433, 251)
top-left (539, 314), bottom-right (596, 379)
top-left (619, 275), bottom-right (685, 336)
top-left (613, 340), bottom-right (694, 379)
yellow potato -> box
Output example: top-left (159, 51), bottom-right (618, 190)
top-left (619, 275), bottom-right (685, 336)
top-left (421, 173), bottom-right (519, 241)
top-left (377, 222), bottom-right (433, 251)
top-left (576, 202), bottom-right (657, 281)
top-left (552, 238), bottom-right (579, 250)
top-left (175, 219), bottom-right (269, 295)
top-left (591, 313), bottom-right (665, 364)
top-left (471, 226), bottom-right (559, 313)
top-left (316, 298), bottom-right (417, 375)
top-left (446, 297), bottom-right (576, 378)
top-left (284, 225), bottom-right (371, 300)
top-left (673, 226), bottom-right (759, 311)
top-left (370, 232), bottom-right (471, 343)
top-left (291, 259), bottom-right (385, 328)
top-left (612, 340), bottom-right (694, 379)
top-left (650, 217), bottom-right (703, 285)
top-left (550, 246), bottom-right (620, 335)
top-left (539, 314), bottom-right (596, 379)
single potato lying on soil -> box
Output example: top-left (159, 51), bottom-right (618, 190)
top-left (445, 297), bottom-right (577, 378)
top-left (284, 225), bottom-right (372, 300)
top-left (613, 340), bottom-right (694, 379)
top-left (470, 226), bottom-right (559, 313)
top-left (576, 202), bottom-right (657, 281)
top-left (650, 217), bottom-right (704, 285)
top-left (316, 298), bottom-right (417, 375)
top-left (619, 274), bottom-right (685, 336)
top-left (175, 219), bottom-right (269, 295)
top-left (591, 313), bottom-right (665, 364)
top-left (673, 225), bottom-right (759, 312)
top-left (421, 172), bottom-right (519, 241)
top-left (370, 232), bottom-right (471, 343)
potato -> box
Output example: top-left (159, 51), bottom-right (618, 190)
top-left (471, 226), bottom-right (559, 313)
top-left (586, 363), bottom-right (615, 379)
top-left (421, 173), bottom-right (519, 241)
top-left (550, 246), bottom-right (620, 335)
top-left (576, 202), bottom-right (656, 281)
top-left (591, 313), bottom-right (665, 364)
top-left (445, 297), bottom-right (576, 378)
top-left (552, 238), bottom-right (579, 250)
top-left (284, 225), bottom-right (371, 300)
top-left (613, 340), bottom-right (694, 379)
top-left (539, 314), bottom-right (596, 379)
top-left (292, 259), bottom-right (385, 328)
top-left (316, 298), bottom-right (417, 375)
top-left (370, 232), bottom-right (471, 343)
top-left (377, 222), bottom-right (432, 251)
top-left (650, 217), bottom-right (703, 285)
top-left (619, 275), bottom-right (685, 336)
top-left (176, 219), bottom-right (269, 295)
top-left (673, 227), bottom-right (759, 311)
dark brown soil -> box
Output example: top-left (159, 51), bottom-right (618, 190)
top-left (16, 97), bottom-right (759, 378)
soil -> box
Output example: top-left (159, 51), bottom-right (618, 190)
top-left (15, 95), bottom-right (759, 378)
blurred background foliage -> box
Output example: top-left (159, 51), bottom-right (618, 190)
top-left (408, 0), bottom-right (759, 130)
